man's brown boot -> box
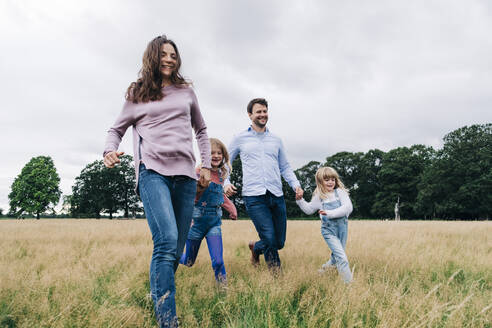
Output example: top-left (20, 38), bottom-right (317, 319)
top-left (248, 241), bottom-right (260, 266)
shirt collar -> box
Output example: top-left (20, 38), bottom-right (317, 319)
top-left (248, 125), bottom-right (269, 135)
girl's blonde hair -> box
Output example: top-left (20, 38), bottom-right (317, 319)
top-left (209, 138), bottom-right (232, 180)
top-left (314, 166), bottom-right (347, 200)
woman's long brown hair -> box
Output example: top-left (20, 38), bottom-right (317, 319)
top-left (126, 35), bottom-right (189, 103)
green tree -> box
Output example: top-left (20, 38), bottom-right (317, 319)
top-left (117, 155), bottom-right (142, 218)
top-left (70, 161), bottom-right (107, 218)
top-left (352, 149), bottom-right (384, 218)
top-left (70, 155), bottom-right (142, 219)
top-left (228, 156), bottom-right (247, 217)
top-left (416, 124), bottom-right (492, 219)
top-left (324, 151), bottom-right (363, 190)
top-left (8, 156), bottom-right (61, 219)
top-left (372, 145), bottom-right (435, 219)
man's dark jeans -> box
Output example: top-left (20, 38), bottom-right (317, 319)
top-left (244, 191), bottom-right (287, 268)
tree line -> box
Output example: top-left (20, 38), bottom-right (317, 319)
top-left (8, 155), bottom-right (143, 219)
top-left (6, 123), bottom-right (491, 220)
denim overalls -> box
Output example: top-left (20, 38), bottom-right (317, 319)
top-left (180, 177), bottom-right (227, 282)
top-left (320, 189), bottom-right (352, 283)
top-left (188, 181), bottom-right (224, 239)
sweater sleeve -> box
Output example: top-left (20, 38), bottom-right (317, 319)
top-left (221, 194), bottom-right (237, 219)
top-left (189, 89), bottom-right (211, 168)
top-left (325, 189), bottom-right (353, 219)
top-left (103, 101), bottom-right (136, 157)
top-left (296, 195), bottom-right (322, 215)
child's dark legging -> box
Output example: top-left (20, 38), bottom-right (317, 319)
top-left (179, 235), bottom-right (226, 282)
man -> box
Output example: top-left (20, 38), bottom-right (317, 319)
top-left (224, 98), bottom-right (303, 271)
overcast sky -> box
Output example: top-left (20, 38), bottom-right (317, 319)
top-left (1, 0), bottom-right (491, 212)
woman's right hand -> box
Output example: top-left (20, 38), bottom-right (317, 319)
top-left (103, 151), bottom-right (124, 168)
top-left (198, 167), bottom-right (211, 189)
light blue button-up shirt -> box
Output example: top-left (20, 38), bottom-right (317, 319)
top-left (225, 126), bottom-right (300, 197)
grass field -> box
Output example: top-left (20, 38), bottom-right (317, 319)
top-left (0, 219), bottom-right (490, 327)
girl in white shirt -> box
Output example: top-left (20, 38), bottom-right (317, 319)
top-left (296, 166), bottom-right (353, 283)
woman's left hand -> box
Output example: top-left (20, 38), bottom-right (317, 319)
top-left (198, 167), bottom-right (211, 189)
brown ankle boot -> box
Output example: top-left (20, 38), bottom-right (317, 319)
top-left (248, 241), bottom-right (260, 266)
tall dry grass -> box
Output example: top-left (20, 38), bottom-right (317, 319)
top-left (0, 219), bottom-right (490, 327)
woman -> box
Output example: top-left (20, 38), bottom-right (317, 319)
top-left (103, 35), bottom-right (211, 327)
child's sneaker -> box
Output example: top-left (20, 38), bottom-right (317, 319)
top-left (216, 280), bottom-right (228, 294)
top-left (318, 259), bottom-right (337, 273)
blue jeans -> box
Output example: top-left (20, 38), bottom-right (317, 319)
top-left (244, 191), bottom-right (287, 268)
top-left (138, 164), bottom-right (196, 327)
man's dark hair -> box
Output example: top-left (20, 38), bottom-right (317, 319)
top-left (247, 98), bottom-right (268, 114)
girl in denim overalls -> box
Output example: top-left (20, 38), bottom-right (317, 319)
top-left (179, 138), bottom-right (237, 284)
top-left (296, 167), bottom-right (353, 283)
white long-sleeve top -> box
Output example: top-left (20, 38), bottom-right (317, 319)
top-left (296, 188), bottom-right (353, 219)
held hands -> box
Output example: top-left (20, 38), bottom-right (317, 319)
top-left (196, 183), bottom-right (206, 194)
top-left (224, 184), bottom-right (237, 197)
top-left (103, 151), bottom-right (124, 168)
top-left (318, 209), bottom-right (328, 220)
top-left (318, 209), bottom-right (329, 220)
top-left (295, 187), bottom-right (304, 200)
top-left (198, 167), bottom-right (211, 189)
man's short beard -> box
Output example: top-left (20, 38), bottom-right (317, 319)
top-left (254, 119), bottom-right (267, 128)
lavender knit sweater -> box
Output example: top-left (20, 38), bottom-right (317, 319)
top-left (104, 85), bottom-right (211, 192)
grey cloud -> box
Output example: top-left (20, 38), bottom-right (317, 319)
top-left (1, 0), bottom-right (491, 210)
